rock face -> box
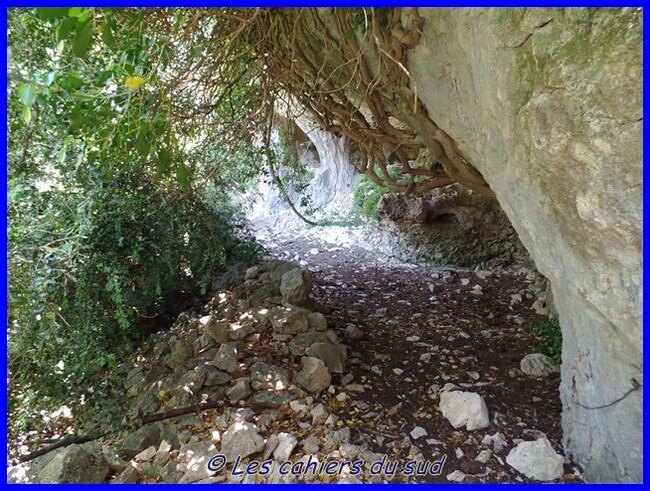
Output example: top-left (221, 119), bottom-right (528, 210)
top-left (409, 8), bottom-right (642, 482)
top-left (294, 114), bottom-right (357, 211)
top-left (506, 438), bottom-right (564, 481)
top-left (253, 113), bottom-right (356, 217)
top-left (375, 185), bottom-right (531, 268)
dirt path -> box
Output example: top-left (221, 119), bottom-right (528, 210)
top-left (7, 216), bottom-right (581, 484)
top-left (253, 215), bottom-right (579, 483)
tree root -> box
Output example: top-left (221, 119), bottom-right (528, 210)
top-left (18, 433), bottom-right (106, 463)
top-left (136, 398), bottom-right (281, 428)
top-left (16, 398), bottom-right (280, 465)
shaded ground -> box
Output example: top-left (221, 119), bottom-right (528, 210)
top-left (253, 214), bottom-right (581, 483)
top-left (8, 214), bottom-right (583, 484)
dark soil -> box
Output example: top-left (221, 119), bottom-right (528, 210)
top-left (259, 228), bottom-right (581, 483)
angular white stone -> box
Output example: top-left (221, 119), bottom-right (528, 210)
top-left (135, 446), bottom-right (156, 462)
top-left (520, 353), bottom-right (558, 377)
top-left (410, 426), bottom-right (428, 439)
top-left (476, 449), bottom-right (492, 464)
top-left (439, 391), bottom-right (489, 430)
top-left (296, 357), bottom-right (331, 394)
top-left (446, 470), bottom-right (466, 482)
top-left (273, 432), bottom-right (298, 461)
top-left (506, 438), bottom-right (564, 481)
top-left (220, 421), bottom-right (265, 462)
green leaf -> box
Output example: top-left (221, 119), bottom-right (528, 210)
top-left (19, 84), bottom-right (37, 107)
top-left (135, 130), bottom-right (150, 157)
top-left (101, 19), bottom-right (115, 47)
top-left (73, 91), bottom-right (95, 101)
top-left (87, 151), bottom-right (99, 166)
top-left (175, 163), bottom-right (190, 190)
top-left (68, 7), bottom-right (83, 17)
top-left (158, 149), bottom-right (172, 176)
top-left (69, 110), bottom-right (87, 131)
top-left (44, 72), bottom-right (56, 87)
top-left (61, 74), bottom-right (85, 91)
top-left (72, 21), bottom-right (94, 58)
top-left (58, 144), bottom-right (67, 164)
top-left (37, 8), bottom-right (69, 20)
top-left (22, 105), bottom-right (31, 125)
top-left (56, 17), bottom-right (78, 42)
top-left (77, 9), bottom-right (93, 24)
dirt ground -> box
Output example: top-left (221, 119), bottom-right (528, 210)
top-left (8, 214), bottom-right (583, 484)
top-left (251, 214), bottom-right (582, 483)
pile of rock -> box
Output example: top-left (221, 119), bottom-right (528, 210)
top-left (7, 259), bottom-right (567, 484)
top-left (120, 260), bottom-right (348, 419)
top-left (9, 261), bottom-right (356, 484)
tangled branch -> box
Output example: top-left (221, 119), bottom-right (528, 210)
top-left (142, 8), bottom-right (494, 197)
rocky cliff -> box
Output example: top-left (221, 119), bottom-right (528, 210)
top-left (408, 8), bottom-right (642, 482)
top-left (374, 184), bottom-right (532, 268)
top-left (252, 114), bottom-right (356, 218)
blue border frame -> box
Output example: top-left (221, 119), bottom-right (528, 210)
top-left (3, 2), bottom-right (646, 487)
top-left (642, 4), bottom-right (647, 487)
top-left (2, 2), bottom-right (647, 6)
top-left (2, 2), bottom-right (8, 486)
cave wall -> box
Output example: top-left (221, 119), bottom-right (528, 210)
top-left (374, 184), bottom-right (533, 268)
top-left (253, 115), bottom-right (356, 217)
top-left (294, 115), bottom-right (357, 212)
top-left (407, 8), bottom-right (642, 482)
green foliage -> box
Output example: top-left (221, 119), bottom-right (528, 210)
top-left (7, 7), bottom-right (268, 441)
top-left (75, 171), bottom-right (232, 329)
top-left (532, 317), bottom-right (562, 365)
top-left (232, 240), bottom-right (267, 263)
top-left (9, 8), bottom-right (266, 194)
top-left (7, 171), bottom-right (249, 423)
top-left (352, 173), bottom-right (394, 220)
top-left (280, 167), bottom-right (314, 194)
top-left (303, 169), bottom-right (315, 184)
top-left (351, 161), bottom-right (431, 220)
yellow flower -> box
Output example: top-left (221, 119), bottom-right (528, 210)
top-left (125, 76), bottom-right (145, 90)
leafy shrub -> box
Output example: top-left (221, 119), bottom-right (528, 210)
top-left (75, 171), bottom-right (232, 329)
top-left (352, 173), bottom-right (394, 220)
top-left (532, 317), bottom-right (562, 365)
top-left (7, 7), bottom-right (273, 445)
top-left (8, 170), bottom-right (254, 435)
